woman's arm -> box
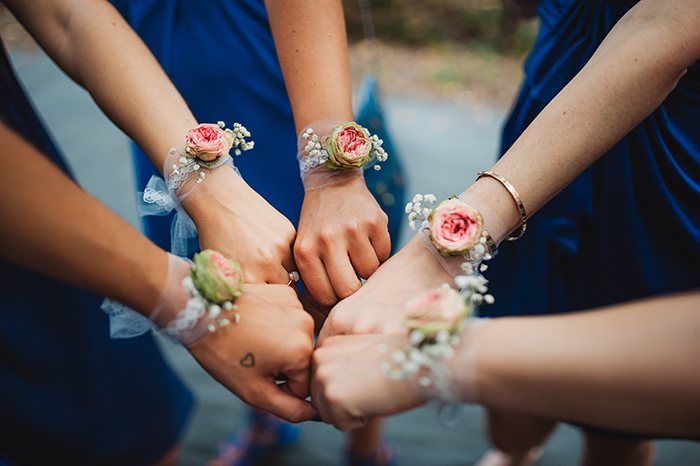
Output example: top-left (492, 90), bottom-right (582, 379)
top-left (0, 122), bottom-right (317, 422)
top-left (472, 291), bottom-right (700, 438)
top-left (0, 123), bottom-right (167, 314)
top-left (312, 291), bottom-right (700, 437)
top-left (463, 0), bottom-right (700, 239)
top-left (5, 0), bottom-right (300, 285)
top-left (319, 0), bottom-right (700, 338)
top-left (265, 0), bottom-right (391, 309)
top-left (4, 0), bottom-right (196, 166)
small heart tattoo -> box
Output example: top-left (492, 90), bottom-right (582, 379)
top-left (239, 353), bottom-right (255, 368)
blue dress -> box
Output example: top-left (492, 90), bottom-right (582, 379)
top-left (483, 0), bottom-right (700, 318)
top-left (0, 40), bottom-right (192, 465)
top-left (109, 0), bottom-right (304, 252)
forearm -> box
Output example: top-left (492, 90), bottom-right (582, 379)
top-left (0, 123), bottom-right (166, 315)
top-left (4, 0), bottom-right (196, 172)
top-left (265, 0), bottom-right (354, 131)
top-left (469, 291), bottom-right (700, 438)
top-left (462, 0), bottom-right (700, 240)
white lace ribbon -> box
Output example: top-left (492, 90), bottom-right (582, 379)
top-left (138, 140), bottom-right (242, 257)
top-left (101, 298), bottom-right (153, 338)
top-left (138, 175), bottom-right (196, 257)
top-left (100, 254), bottom-right (211, 345)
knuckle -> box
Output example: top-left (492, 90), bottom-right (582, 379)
top-left (257, 248), bottom-right (276, 268)
top-left (293, 240), bottom-right (314, 262)
top-left (318, 226), bottom-right (338, 247)
top-left (297, 310), bottom-right (315, 334)
top-left (345, 219), bottom-right (361, 237)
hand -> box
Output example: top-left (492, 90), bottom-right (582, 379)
top-left (187, 283), bottom-right (317, 423)
top-left (318, 232), bottom-right (455, 344)
top-left (294, 176), bottom-right (391, 309)
top-left (185, 181), bottom-right (297, 284)
top-left (311, 333), bottom-right (425, 430)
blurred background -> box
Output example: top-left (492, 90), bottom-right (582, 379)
top-left (2, 1), bottom-right (700, 464)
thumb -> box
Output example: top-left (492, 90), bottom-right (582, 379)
top-left (256, 380), bottom-right (318, 423)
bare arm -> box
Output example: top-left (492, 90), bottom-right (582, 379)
top-left (265, 0), bottom-right (391, 308)
top-left (320, 0), bottom-right (700, 339)
top-left (0, 123), bottom-right (317, 421)
top-left (4, 0), bottom-right (196, 170)
top-left (4, 0), bottom-right (304, 285)
top-left (464, 0), bottom-right (700, 239)
top-left (312, 291), bottom-right (700, 437)
top-left (0, 123), bottom-right (166, 314)
top-left (264, 0), bottom-right (354, 132)
top-left (471, 291), bottom-right (700, 438)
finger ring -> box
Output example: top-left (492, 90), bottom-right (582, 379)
top-left (286, 271), bottom-right (300, 286)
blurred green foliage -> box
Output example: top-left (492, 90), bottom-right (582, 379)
top-left (343, 0), bottom-right (538, 57)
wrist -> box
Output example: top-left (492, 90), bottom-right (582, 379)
top-left (297, 119), bottom-right (387, 190)
top-left (444, 319), bottom-right (486, 403)
top-left (461, 174), bottom-right (525, 244)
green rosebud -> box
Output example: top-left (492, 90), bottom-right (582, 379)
top-left (191, 249), bottom-right (243, 304)
top-left (325, 122), bottom-right (373, 170)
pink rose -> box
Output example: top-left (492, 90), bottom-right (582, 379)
top-left (325, 122), bottom-right (372, 170)
top-left (185, 123), bottom-right (234, 163)
top-left (403, 287), bottom-right (469, 340)
top-left (428, 198), bottom-right (483, 256)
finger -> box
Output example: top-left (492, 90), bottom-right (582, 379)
top-left (299, 281), bottom-right (333, 316)
top-left (257, 382), bottom-right (318, 423)
top-left (295, 251), bottom-right (338, 308)
top-left (281, 247), bottom-right (298, 282)
top-left (370, 227), bottom-right (392, 264)
top-left (348, 237), bottom-right (381, 280)
top-left (279, 370), bottom-right (311, 400)
top-left (324, 247), bottom-right (363, 300)
top-left (316, 312), bottom-right (343, 346)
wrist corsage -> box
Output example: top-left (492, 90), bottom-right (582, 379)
top-left (101, 249), bottom-right (245, 346)
top-left (171, 121), bottom-right (253, 185)
top-left (139, 121), bottom-right (253, 257)
top-left (300, 121), bottom-right (387, 174)
top-left (382, 265), bottom-right (492, 386)
top-left (169, 249), bottom-right (244, 340)
top-left (379, 192), bottom-right (497, 409)
top-left (406, 194), bottom-right (496, 272)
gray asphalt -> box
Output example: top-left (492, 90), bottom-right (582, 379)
top-left (8, 48), bottom-right (700, 466)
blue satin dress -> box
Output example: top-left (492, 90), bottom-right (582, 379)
top-left (0, 40), bottom-right (192, 465)
top-left (483, 0), bottom-right (700, 318)
top-left (108, 0), bottom-right (304, 252)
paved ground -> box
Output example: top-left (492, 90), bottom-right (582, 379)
top-left (8, 48), bottom-right (700, 466)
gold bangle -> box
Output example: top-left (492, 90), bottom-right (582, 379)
top-left (476, 171), bottom-right (527, 241)
top-left (449, 195), bottom-right (498, 257)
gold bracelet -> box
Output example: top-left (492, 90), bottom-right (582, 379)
top-left (476, 171), bottom-right (527, 241)
top-left (449, 195), bottom-right (498, 257)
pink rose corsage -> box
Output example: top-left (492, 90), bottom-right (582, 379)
top-left (173, 121), bottom-right (253, 184)
top-left (406, 194), bottom-right (495, 266)
top-left (300, 121), bottom-right (387, 173)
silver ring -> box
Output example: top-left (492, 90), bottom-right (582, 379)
top-left (286, 271), bottom-right (300, 286)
